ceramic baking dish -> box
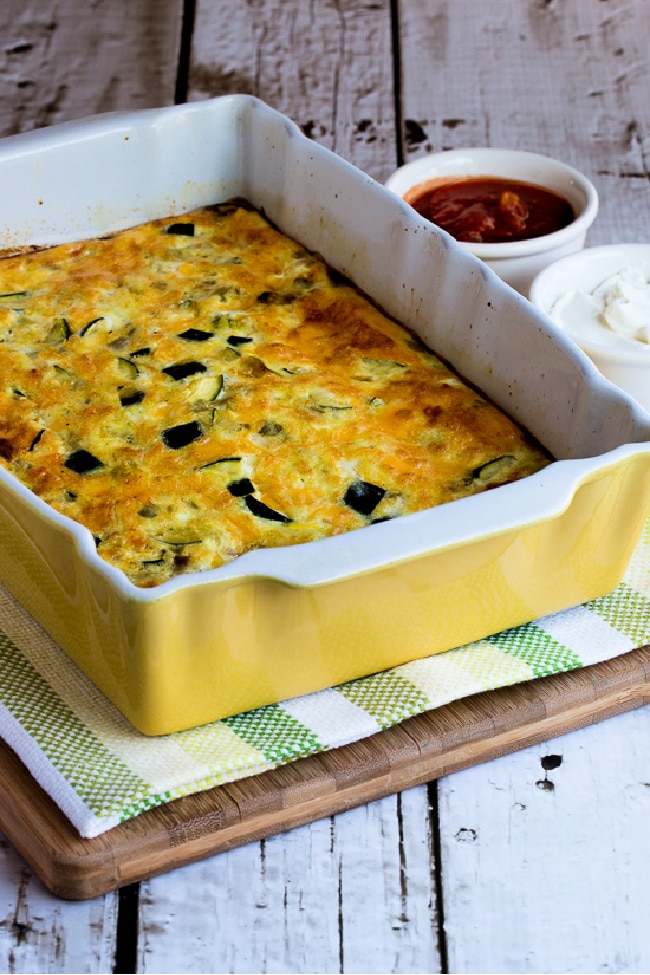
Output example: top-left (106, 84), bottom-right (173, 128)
top-left (1, 95), bottom-right (649, 735)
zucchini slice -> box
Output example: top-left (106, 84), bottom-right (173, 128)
top-left (227, 477), bottom-right (255, 497)
top-left (165, 222), bottom-right (195, 237)
top-left (64, 449), bottom-right (104, 474)
top-left (162, 361), bottom-right (208, 381)
top-left (161, 420), bottom-right (203, 450)
top-left (244, 495), bottom-right (292, 523)
top-left (343, 480), bottom-right (386, 516)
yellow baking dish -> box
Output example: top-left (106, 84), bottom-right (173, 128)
top-left (0, 96), bottom-right (649, 734)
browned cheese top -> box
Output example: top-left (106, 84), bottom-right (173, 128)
top-left (0, 203), bottom-right (551, 586)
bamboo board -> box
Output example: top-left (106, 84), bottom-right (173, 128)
top-left (2, 646), bottom-right (649, 900)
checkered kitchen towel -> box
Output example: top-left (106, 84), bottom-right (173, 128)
top-left (0, 517), bottom-right (648, 838)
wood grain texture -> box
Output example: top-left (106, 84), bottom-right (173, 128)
top-left (188, 0), bottom-right (397, 179)
top-left (439, 706), bottom-right (650, 974)
top-left (0, 648), bottom-right (647, 902)
top-left (140, 788), bottom-right (439, 974)
top-left (0, 0), bottom-right (183, 138)
top-left (0, 832), bottom-right (118, 974)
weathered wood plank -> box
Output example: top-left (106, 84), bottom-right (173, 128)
top-left (438, 704), bottom-right (650, 974)
top-left (396, 0), bottom-right (650, 244)
top-left (138, 787), bottom-right (440, 974)
top-left (0, 0), bottom-right (183, 138)
top-left (336, 788), bottom-right (440, 975)
top-left (139, 815), bottom-right (342, 974)
top-left (187, 0), bottom-right (397, 179)
top-left (0, 832), bottom-right (118, 974)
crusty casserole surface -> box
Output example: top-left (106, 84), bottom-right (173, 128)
top-left (0, 202), bottom-right (551, 587)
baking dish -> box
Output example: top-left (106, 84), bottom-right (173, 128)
top-left (0, 95), bottom-right (649, 735)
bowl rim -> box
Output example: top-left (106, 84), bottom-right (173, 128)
top-left (529, 242), bottom-right (650, 364)
top-left (385, 146), bottom-right (599, 259)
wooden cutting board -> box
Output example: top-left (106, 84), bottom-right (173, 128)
top-left (2, 645), bottom-right (649, 900)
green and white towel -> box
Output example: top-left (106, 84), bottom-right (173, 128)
top-left (0, 517), bottom-right (648, 839)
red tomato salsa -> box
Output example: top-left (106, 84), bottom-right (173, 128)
top-left (403, 176), bottom-right (575, 244)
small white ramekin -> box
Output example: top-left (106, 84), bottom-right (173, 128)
top-left (386, 148), bottom-right (599, 296)
top-left (530, 244), bottom-right (650, 415)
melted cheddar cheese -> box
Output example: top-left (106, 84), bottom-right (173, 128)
top-left (0, 202), bottom-right (551, 587)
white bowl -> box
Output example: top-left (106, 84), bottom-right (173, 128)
top-left (530, 244), bottom-right (650, 415)
top-left (386, 148), bottom-right (599, 295)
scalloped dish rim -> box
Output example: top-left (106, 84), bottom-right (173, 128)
top-left (0, 96), bottom-right (649, 734)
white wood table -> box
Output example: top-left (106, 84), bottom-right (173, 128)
top-left (0, 2), bottom-right (649, 971)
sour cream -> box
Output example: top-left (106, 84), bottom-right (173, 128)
top-left (549, 264), bottom-right (650, 352)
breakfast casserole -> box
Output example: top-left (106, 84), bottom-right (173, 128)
top-left (0, 201), bottom-right (552, 588)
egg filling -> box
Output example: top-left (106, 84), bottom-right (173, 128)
top-left (0, 202), bottom-right (552, 587)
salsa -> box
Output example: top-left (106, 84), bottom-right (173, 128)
top-left (404, 176), bottom-right (575, 244)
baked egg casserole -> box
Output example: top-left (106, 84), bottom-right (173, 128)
top-left (0, 201), bottom-right (552, 587)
